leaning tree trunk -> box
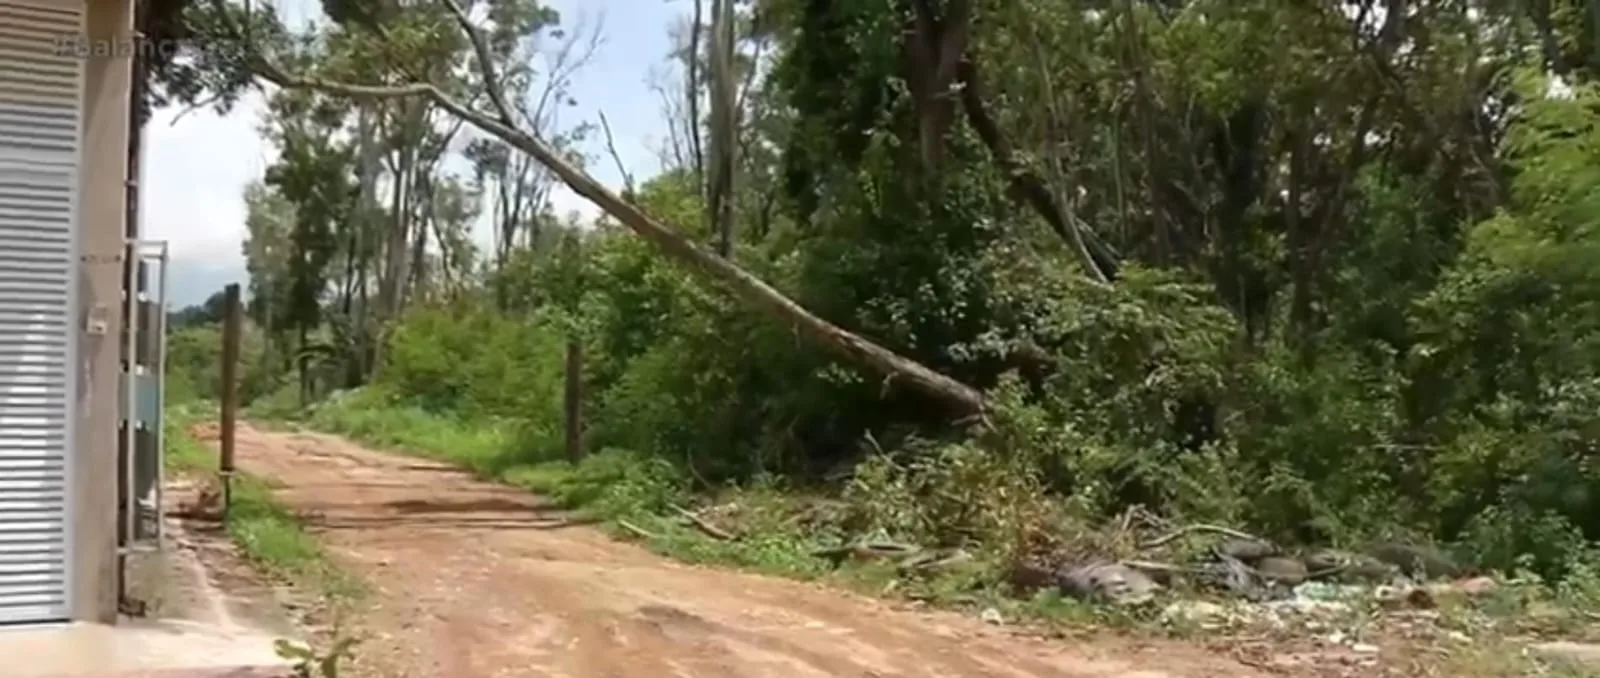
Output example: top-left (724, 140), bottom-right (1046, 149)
top-left (244, 4), bottom-right (989, 418)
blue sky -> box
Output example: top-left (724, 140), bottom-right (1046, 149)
top-left (143, 0), bottom-right (682, 305)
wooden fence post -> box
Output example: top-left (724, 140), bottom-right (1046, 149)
top-left (564, 338), bottom-right (584, 462)
top-left (219, 284), bottom-right (241, 518)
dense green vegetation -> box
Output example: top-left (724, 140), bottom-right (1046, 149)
top-left (155, 0), bottom-right (1600, 586)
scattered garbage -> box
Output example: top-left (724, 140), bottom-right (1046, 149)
top-left (1058, 562), bottom-right (1160, 606)
top-left (1161, 600), bottom-right (1227, 626)
top-left (993, 509), bottom-right (1583, 674)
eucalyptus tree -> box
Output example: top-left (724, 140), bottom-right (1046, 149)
top-left (259, 83), bottom-right (356, 402)
top-left (240, 179), bottom-right (294, 371)
top-left (460, 3), bottom-right (600, 306)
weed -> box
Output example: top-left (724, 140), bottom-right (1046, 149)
top-left (275, 626), bottom-right (361, 678)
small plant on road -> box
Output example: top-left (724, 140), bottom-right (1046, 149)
top-left (274, 632), bottom-right (361, 678)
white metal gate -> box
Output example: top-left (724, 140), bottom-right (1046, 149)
top-left (0, 0), bottom-right (85, 623)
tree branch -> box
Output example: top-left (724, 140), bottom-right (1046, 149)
top-left (1023, 18), bottom-right (1109, 285)
top-left (957, 58), bottom-right (1113, 285)
top-left (439, 0), bottom-right (516, 126)
top-left (598, 110), bottom-right (635, 195)
top-left (243, 23), bottom-right (988, 417)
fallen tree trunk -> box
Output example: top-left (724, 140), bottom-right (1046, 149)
top-left (236, 2), bottom-right (988, 417)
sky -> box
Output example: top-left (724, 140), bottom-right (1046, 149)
top-left (143, 0), bottom-right (681, 306)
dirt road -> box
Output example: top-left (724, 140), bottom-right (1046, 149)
top-left (215, 423), bottom-right (1267, 678)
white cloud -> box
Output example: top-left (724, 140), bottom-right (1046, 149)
top-left (139, 91), bottom-right (270, 265)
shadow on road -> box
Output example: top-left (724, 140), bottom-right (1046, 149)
top-left (272, 496), bottom-right (597, 531)
top-left (384, 497), bottom-right (552, 514)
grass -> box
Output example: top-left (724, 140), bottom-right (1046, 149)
top-left (164, 401), bottom-right (363, 601)
top-left (290, 390), bottom-right (869, 575)
top-left (276, 388), bottom-right (1600, 678)
top-left (289, 390), bottom-right (1189, 624)
top-left (163, 403), bottom-right (218, 475)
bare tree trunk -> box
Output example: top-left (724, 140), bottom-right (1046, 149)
top-left (372, 103), bottom-right (419, 379)
top-left (353, 107), bottom-right (382, 379)
top-left (707, 0), bottom-right (738, 257)
top-left (297, 323), bottom-right (311, 406)
top-left (379, 162), bottom-right (408, 313)
top-left (687, 0), bottom-right (706, 188)
top-left (408, 178), bottom-right (429, 300)
top-left (510, 156), bottom-right (531, 249)
top-left (903, 0), bottom-right (971, 166)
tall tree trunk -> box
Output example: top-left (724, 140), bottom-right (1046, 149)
top-left (408, 170), bottom-right (430, 299)
top-left (298, 323), bottom-right (311, 407)
top-left (372, 104), bottom-right (419, 379)
top-left (687, 0), bottom-right (706, 189)
top-left (903, 0), bottom-right (971, 166)
top-left (353, 107), bottom-right (382, 380)
top-left (707, 0), bottom-right (738, 257)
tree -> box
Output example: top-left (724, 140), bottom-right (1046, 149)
top-left (260, 86), bottom-right (353, 402)
top-left (195, 0), bottom-right (988, 414)
top-left (147, 0), bottom-right (1600, 577)
top-left (240, 179), bottom-right (294, 369)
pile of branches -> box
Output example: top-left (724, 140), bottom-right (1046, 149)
top-left (623, 503), bottom-right (1465, 609)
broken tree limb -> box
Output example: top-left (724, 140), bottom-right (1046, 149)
top-left (812, 541), bottom-right (922, 567)
top-left (673, 506), bottom-right (737, 541)
top-left (957, 58), bottom-right (1114, 284)
top-left (897, 548), bottom-right (973, 574)
top-left (438, 0), bottom-right (515, 126)
top-left (1140, 523), bottom-right (1268, 550)
top-left (1057, 561), bottom-right (1161, 605)
top-left (1119, 559), bottom-right (1212, 576)
top-left (617, 520), bottom-right (660, 541)
top-left (234, 4), bottom-right (989, 418)
top-left (1304, 564), bottom-right (1348, 581)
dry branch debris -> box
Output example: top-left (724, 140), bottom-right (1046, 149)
top-left (673, 506), bottom-right (738, 541)
top-left (1141, 523), bottom-right (1271, 550)
top-left (617, 520), bottom-right (660, 541)
top-left (812, 541), bottom-right (923, 567)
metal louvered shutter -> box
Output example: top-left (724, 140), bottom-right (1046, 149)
top-left (0, 0), bottom-right (85, 624)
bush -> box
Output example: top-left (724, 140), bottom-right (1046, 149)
top-left (512, 448), bottom-right (688, 518)
top-left (313, 82), bottom-right (1600, 583)
top-left (310, 386), bottom-right (522, 477)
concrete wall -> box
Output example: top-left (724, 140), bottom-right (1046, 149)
top-left (73, 0), bottom-right (134, 624)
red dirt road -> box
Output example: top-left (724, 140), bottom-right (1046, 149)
top-left (213, 423), bottom-right (1268, 678)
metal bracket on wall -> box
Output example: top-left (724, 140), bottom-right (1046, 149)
top-left (121, 239), bottom-right (170, 550)
top-left (85, 305), bottom-right (110, 336)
